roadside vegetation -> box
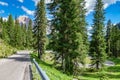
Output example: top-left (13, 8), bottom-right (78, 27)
top-left (31, 52), bottom-right (120, 80)
top-left (0, 39), bottom-right (16, 58)
top-left (79, 58), bottom-right (120, 80)
top-left (32, 61), bottom-right (41, 80)
top-left (30, 53), bottom-right (73, 80)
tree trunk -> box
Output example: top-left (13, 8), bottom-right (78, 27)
top-left (96, 61), bottom-right (99, 70)
top-left (38, 49), bottom-right (40, 59)
top-left (61, 53), bottom-right (64, 70)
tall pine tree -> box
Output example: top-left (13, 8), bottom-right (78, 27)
top-left (0, 17), bottom-right (3, 38)
top-left (14, 18), bottom-right (23, 48)
top-left (33, 0), bottom-right (47, 59)
top-left (1, 20), bottom-right (8, 41)
top-left (7, 14), bottom-right (15, 45)
top-left (21, 24), bottom-right (27, 48)
top-left (49, 0), bottom-right (88, 75)
top-left (90, 0), bottom-right (106, 69)
top-left (26, 19), bottom-right (33, 48)
top-left (106, 20), bottom-right (112, 56)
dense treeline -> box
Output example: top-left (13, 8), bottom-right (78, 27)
top-left (106, 20), bottom-right (120, 58)
top-left (0, 15), bottom-right (33, 49)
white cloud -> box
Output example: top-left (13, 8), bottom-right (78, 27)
top-left (21, 6), bottom-right (34, 15)
top-left (32, 0), bottom-right (39, 6)
top-left (87, 32), bottom-right (92, 36)
top-left (85, 0), bottom-right (120, 15)
top-left (0, 10), bottom-right (4, 14)
top-left (18, 0), bottom-right (24, 3)
top-left (85, 0), bottom-right (95, 15)
top-left (32, 0), bottom-right (51, 6)
top-left (87, 26), bottom-right (93, 31)
top-left (0, 1), bottom-right (8, 6)
top-left (45, 0), bottom-right (52, 4)
top-left (103, 0), bottom-right (119, 8)
top-left (3, 17), bottom-right (8, 21)
top-left (33, 0), bottom-right (120, 15)
top-left (87, 26), bottom-right (93, 36)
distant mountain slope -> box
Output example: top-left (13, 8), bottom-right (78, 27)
top-left (17, 15), bottom-right (30, 26)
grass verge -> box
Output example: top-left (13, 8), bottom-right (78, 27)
top-left (30, 53), bottom-right (73, 80)
top-left (30, 52), bottom-right (120, 80)
top-left (31, 62), bottom-right (41, 80)
top-left (78, 58), bottom-right (120, 80)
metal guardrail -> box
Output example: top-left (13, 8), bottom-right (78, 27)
top-left (33, 59), bottom-right (50, 80)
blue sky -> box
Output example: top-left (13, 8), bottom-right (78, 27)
top-left (86, 1), bottom-right (120, 26)
top-left (0, 0), bottom-right (35, 19)
top-left (0, 0), bottom-right (120, 25)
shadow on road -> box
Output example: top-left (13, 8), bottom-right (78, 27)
top-left (7, 54), bottom-right (30, 62)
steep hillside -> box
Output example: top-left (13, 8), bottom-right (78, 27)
top-left (0, 39), bottom-right (17, 58)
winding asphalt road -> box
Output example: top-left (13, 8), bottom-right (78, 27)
top-left (0, 51), bottom-right (32, 80)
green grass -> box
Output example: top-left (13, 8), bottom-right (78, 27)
top-left (32, 62), bottom-right (41, 80)
top-left (30, 53), bottom-right (73, 80)
top-left (79, 58), bottom-right (120, 80)
top-left (31, 52), bottom-right (120, 80)
top-left (0, 39), bottom-right (17, 58)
